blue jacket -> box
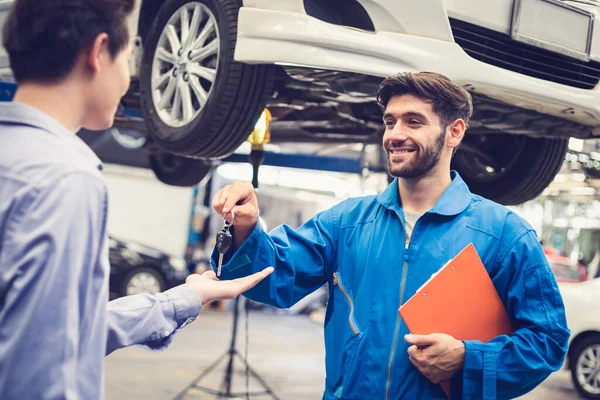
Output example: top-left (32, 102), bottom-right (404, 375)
top-left (213, 172), bottom-right (570, 399)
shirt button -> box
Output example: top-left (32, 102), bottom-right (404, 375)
top-left (164, 330), bottom-right (170, 337)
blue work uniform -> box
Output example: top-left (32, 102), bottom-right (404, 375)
top-left (213, 172), bottom-right (570, 400)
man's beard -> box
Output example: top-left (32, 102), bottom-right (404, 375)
top-left (387, 129), bottom-right (446, 179)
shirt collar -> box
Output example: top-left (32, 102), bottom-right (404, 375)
top-left (377, 170), bottom-right (472, 216)
top-left (0, 102), bottom-right (103, 170)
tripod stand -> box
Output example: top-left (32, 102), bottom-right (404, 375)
top-left (172, 297), bottom-right (280, 400)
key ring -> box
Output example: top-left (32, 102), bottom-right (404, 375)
top-left (223, 210), bottom-right (235, 228)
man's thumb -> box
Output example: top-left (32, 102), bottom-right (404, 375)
top-left (404, 333), bottom-right (435, 347)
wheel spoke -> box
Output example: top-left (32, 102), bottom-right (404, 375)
top-left (156, 47), bottom-right (177, 65)
top-left (159, 75), bottom-right (177, 109)
top-left (193, 19), bottom-right (214, 49)
top-left (188, 64), bottom-right (216, 82)
top-left (189, 39), bottom-right (218, 63)
top-left (581, 366), bottom-right (593, 374)
top-left (165, 24), bottom-right (181, 53)
top-left (586, 349), bottom-right (597, 363)
top-left (153, 69), bottom-right (173, 90)
top-left (179, 80), bottom-right (195, 121)
top-left (583, 357), bottom-right (595, 368)
top-left (171, 81), bottom-right (182, 121)
top-left (180, 7), bottom-right (190, 46)
top-left (184, 5), bottom-right (203, 50)
top-left (189, 75), bottom-right (208, 106)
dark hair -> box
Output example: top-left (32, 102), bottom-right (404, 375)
top-left (2, 0), bottom-right (135, 83)
top-left (376, 72), bottom-right (473, 129)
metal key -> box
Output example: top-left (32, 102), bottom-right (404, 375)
top-left (216, 214), bottom-right (233, 276)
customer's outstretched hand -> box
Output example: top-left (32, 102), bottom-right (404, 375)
top-left (185, 267), bottom-right (274, 305)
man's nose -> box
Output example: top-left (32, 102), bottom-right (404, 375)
top-left (385, 126), bottom-right (409, 142)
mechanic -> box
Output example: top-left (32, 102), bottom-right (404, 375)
top-left (0, 0), bottom-right (273, 398)
top-left (212, 72), bottom-right (570, 399)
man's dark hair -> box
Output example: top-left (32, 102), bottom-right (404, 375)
top-left (376, 72), bottom-right (473, 130)
top-left (3, 0), bottom-right (135, 83)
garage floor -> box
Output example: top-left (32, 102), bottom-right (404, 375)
top-left (105, 308), bottom-right (581, 400)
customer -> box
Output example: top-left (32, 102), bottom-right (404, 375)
top-left (0, 0), bottom-right (272, 398)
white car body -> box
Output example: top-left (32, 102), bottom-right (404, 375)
top-left (230, 0), bottom-right (600, 132)
top-left (561, 278), bottom-right (600, 350)
top-left (1, 0), bottom-right (597, 133)
top-left (559, 278), bottom-right (600, 398)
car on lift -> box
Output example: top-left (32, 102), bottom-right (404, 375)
top-left (107, 235), bottom-right (189, 299)
top-left (1, 0), bottom-right (600, 205)
top-left (560, 277), bottom-right (600, 399)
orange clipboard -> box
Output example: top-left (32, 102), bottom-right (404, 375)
top-left (399, 243), bottom-right (514, 398)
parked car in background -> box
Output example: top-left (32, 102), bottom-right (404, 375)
top-left (559, 278), bottom-right (600, 399)
top-left (108, 235), bottom-right (189, 299)
top-left (547, 253), bottom-right (588, 283)
top-left (2, 0), bottom-right (600, 204)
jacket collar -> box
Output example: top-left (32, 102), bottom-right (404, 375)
top-left (377, 170), bottom-right (472, 216)
top-left (0, 102), bottom-right (103, 170)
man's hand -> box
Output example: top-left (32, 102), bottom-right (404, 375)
top-left (212, 181), bottom-right (260, 247)
top-left (405, 333), bottom-right (465, 384)
top-left (185, 267), bottom-right (274, 305)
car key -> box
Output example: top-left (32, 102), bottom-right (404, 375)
top-left (216, 213), bottom-right (233, 276)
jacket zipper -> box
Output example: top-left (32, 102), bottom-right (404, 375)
top-left (333, 272), bottom-right (359, 335)
top-left (385, 226), bottom-right (411, 400)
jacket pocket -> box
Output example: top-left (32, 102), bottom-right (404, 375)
top-left (324, 272), bottom-right (365, 399)
top-left (333, 272), bottom-right (362, 335)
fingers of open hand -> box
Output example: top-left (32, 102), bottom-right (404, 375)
top-left (231, 267), bottom-right (274, 293)
top-left (201, 270), bottom-right (217, 280)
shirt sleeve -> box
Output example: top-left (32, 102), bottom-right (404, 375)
top-left (0, 172), bottom-right (108, 399)
top-left (210, 207), bottom-right (337, 308)
top-left (454, 229), bottom-right (570, 400)
top-left (105, 283), bottom-right (202, 355)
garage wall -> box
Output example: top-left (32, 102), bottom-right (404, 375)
top-left (102, 164), bottom-right (194, 257)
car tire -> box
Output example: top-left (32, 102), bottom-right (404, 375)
top-left (139, 0), bottom-right (275, 158)
top-left (569, 335), bottom-right (600, 400)
top-left (121, 267), bottom-right (167, 297)
top-left (452, 135), bottom-right (568, 205)
top-left (149, 151), bottom-right (212, 187)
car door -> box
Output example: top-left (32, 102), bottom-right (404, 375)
top-left (0, 0), bottom-right (13, 75)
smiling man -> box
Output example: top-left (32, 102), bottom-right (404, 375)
top-left (211, 72), bottom-right (570, 399)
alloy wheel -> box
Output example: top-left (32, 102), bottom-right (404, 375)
top-left (151, 2), bottom-right (220, 131)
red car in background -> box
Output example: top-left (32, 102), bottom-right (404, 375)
top-left (544, 247), bottom-right (588, 283)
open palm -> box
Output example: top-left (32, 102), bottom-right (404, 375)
top-left (186, 267), bottom-right (274, 305)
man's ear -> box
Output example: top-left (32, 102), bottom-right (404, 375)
top-left (446, 119), bottom-right (466, 151)
top-left (86, 33), bottom-right (110, 74)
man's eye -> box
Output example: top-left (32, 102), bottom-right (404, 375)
top-left (408, 119), bottom-right (422, 125)
top-left (384, 120), bottom-right (395, 127)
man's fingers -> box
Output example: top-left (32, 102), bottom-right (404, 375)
top-left (232, 267), bottom-right (274, 292)
top-left (407, 345), bottom-right (419, 359)
top-left (222, 184), bottom-right (253, 214)
top-left (202, 270), bottom-right (217, 280)
top-left (212, 186), bottom-right (230, 214)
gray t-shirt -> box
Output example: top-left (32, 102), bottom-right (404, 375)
top-left (403, 210), bottom-right (422, 241)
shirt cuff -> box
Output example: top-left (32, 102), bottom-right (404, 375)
top-left (164, 284), bottom-right (203, 324)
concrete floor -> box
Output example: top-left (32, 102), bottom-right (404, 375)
top-left (105, 308), bottom-right (583, 400)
